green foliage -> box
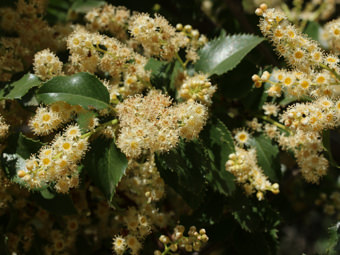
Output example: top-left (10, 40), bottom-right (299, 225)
top-left (36, 72), bottom-right (110, 110)
top-left (228, 192), bottom-right (280, 254)
top-left (304, 21), bottom-right (321, 42)
top-left (84, 138), bottom-right (128, 202)
top-left (195, 31), bottom-right (264, 76)
top-left (145, 58), bottom-right (182, 97)
top-left (70, 0), bottom-right (106, 13)
top-left (323, 130), bottom-right (340, 169)
top-left (201, 119), bottom-right (236, 196)
top-left (155, 140), bottom-right (207, 209)
top-left (249, 135), bottom-right (281, 182)
top-left (0, 73), bottom-right (41, 100)
top-left (230, 193), bottom-right (280, 233)
top-left (76, 110), bottom-right (97, 132)
top-left (325, 222), bottom-right (340, 255)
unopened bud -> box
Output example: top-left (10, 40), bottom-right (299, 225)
top-left (176, 23), bottom-right (183, 31)
top-left (260, 3), bottom-right (268, 11)
top-left (184, 24), bottom-right (192, 33)
top-left (255, 8), bottom-right (263, 16)
top-left (17, 170), bottom-right (26, 178)
top-left (261, 71), bottom-right (270, 81)
top-left (252, 74), bottom-right (261, 82)
top-left (256, 191), bottom-right (264, 200)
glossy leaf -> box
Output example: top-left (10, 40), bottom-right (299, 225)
top-left (84, 138), bottom-right (128, 201)
top-left (195, 31), bottom-right (264, 76)
top-left (249, 135), bottom-right (281, 182)
top-left (36, 72), bottom-right (110, 110)
top-left (0, 73), bottom-right (41, 100)
top-left (71, 0), bottom-right (106, 13)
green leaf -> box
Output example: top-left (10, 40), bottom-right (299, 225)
top-left (249, 135), bottom-right (281, 182)
top-left (230, 191), bottom-right (280, 234)
top-left (71, 0), bottom-right (106, 13)
top-left (323, 130), bottom-right (340, 169)
top-left (325, 222), bottom-right (340, 255)
top-left (304, 21), bottom-right (321, 42)
top-left (195, 31), bottom-right (264, 76)
top-left (40, 188), bottom-right (55, 199)
top-left (76, 111), bottom-right (97, 133)
top-left (36, 72), bottom-right (110, 110)
top-left (84, 138), bottom-right (128, 201)
top-left (155, 140), bottom-right (207, 209)
top-left (242, 81), bottom-right (270, 110)
top-left (0, 73), bottom-right (41, 100)
top-left (201, 119), bottom-right (236, 196)
top-left (16, 133), bottom-right (45, 159)
top-left (145, 59), bottom-right (182, 98)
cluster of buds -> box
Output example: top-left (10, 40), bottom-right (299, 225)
top-left (226, 147), bottom-right (279, 200)
top-left (175, 23), bottom-right (208, 62)
top-left (154, 225), bottom-right (208, 254)
top-left (17, 125), bottom-right (88, 193)
top-left (252, 71), bottom-right (270, 88)
top-left (178, 73), bottom-right (216, 105)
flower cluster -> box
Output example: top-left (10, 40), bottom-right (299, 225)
top-left (0, 114), bottom-right (9, 139)
top-left (112, 156), bottom-right (173, 255)
top-left (0, 0), bottom-right (71, 82)
top-left (315, 192), bottom-right (340, 219)
top-left (119, 156), bottom-right (164, 205)
top-left (178, 73), bottom-right (216, 105)
top-left (247, 0), bottom-right (337, 23)
top-left (275, 97), bottom-right (340, 183)
top-left (226, 147), bottom-right (279, 200)
top-left (253, 4), bottom-right (340, 183)
top-left (256, 4), bottom-right (339, 74)
top-left (116, 90), bottom-right (207, 158)
top-left (0, 38), bottom-right (28, 82)
top-left (176, 100), bottom-right (208, 140)
top-left (67, 27), bottom-right (150, 98)
top-left (28, 102), bottom-right (83, 135)
top-left (18, 125), bottom-right (88, 192)
top-left (33, 49), bottom-right (63, 80)
top-left (154, 225), bottom-right (209, 254)
top-left (323, 17), bottom-right (340, 54)
top-left (85, 4), bottom-right (130, 41)
top-left (129, 13), bottom-right (186, 60)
